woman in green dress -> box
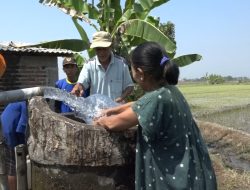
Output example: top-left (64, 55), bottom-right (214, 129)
top-left (94, 42), bottom-right (217, 190)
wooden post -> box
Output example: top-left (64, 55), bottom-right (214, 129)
top-left (15, 144), bottom-right (28, 190)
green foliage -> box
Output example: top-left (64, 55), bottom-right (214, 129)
top-left (207, 74), bottom-right (225, 85)
top-left (126, 84), bottom-right (145, 102)
top-left (73, 53), bottom-right (87, 68)
top-left (159, 21), bottom-right (176, 43)
top-left (118, 19), bottom-right (176, 57)
top-left (37, 0), bottom-right (202, 68)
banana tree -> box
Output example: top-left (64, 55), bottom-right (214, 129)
top-left (32, 0), bottom-right (201, 67)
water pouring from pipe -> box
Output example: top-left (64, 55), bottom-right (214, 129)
top-left (43, 87), bottom-right (119, 124)
top-left (0, 87), bottom-right (119, 124)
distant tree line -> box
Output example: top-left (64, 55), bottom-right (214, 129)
top-left (182, 73), bottom-right (250, 84)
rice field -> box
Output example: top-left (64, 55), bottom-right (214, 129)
top-left (178, 83), bottom-right (250, 132)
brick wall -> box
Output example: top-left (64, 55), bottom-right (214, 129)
top-left (0, 53), bottom-right (58, 110)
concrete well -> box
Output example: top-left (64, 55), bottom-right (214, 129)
top-left (28, 96), bottom-right (137, 190)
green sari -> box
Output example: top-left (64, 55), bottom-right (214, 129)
top-left (132, 85), bottom-right (217, 190)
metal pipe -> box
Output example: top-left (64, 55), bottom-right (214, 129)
top-left (0, 120), bottom-right (8, 190)
top-left (0, 87), bottom-right (46, 104)
top-left (26, 156), bottom-right (31, 190)
top-left (0, 142), bottom-right (8, 190)
top-left (15, 144), bottom-right (28, 190)
top-left (0, 175), bottom-right (8, 190)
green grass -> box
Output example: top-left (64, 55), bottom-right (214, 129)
top-left (178, 83), bottom-right (250, 189)
top-left (178, 83), bottom-right (250, 116)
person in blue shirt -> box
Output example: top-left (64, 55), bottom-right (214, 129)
top-left (0, 101), bottom-right (28, 190)
top-left (55, 57), bottom-right (89, 113)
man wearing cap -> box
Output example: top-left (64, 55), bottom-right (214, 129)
top-left (71, 31), bottom-right (134, 103)
top-left (55, 57), bottom-right (89, 113)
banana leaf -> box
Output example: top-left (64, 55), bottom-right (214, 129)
top-left (72, 18), bottom-right (95, 58)
top-left (112, 9), bottom-right (136, 33)
top-left (39, 0), bottom-right (99, 24)
top-left (110, 0), bottom-right (122, 24)
top-left (125, 0), bottom-right (135, 10)
top-left (72, 18), bottom-right (90, 45)
top-left (138, 0), bottom-right (169, 11)
top-left (145, 16), bottom-right (160, 27)
top-left (73, 53), bottom-right (87, 67)
top-left (120, 19), bottom-right (176, 54)
top-left (133, 0), bottom-right (169, 18)
top-left (172, 54), bottom-right (202, 67)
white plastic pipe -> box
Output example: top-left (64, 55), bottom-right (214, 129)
top-left (0, 87), bottom-right (45, 104)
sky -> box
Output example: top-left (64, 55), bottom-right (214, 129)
top-left (0, 0), bottom-right (250, 79)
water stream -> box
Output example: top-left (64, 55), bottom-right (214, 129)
top-left (43, 87), bottom-right (119, 124)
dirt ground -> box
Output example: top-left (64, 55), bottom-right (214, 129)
top-left (197, 120), bottom-right (250, 190)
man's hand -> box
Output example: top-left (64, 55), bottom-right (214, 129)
top-left (71, 83), bottom-right (84, 97)
top-left (115, 97), bottom-right (125, 103)
top-left (117, 86), bottom-right (134, 103)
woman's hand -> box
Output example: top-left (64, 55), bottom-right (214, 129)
top-left (93, 106), bottom-right (138, 131)
top-left (101, 108), bottom-right (116, 117)
top-left (93, 116), bottom-right (109, 130)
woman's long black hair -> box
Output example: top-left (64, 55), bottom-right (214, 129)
top-left (131, 42), bottom-right (179, 85)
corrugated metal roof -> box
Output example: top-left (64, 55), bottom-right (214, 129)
top-left (0, 42), bottom-right (76, 56)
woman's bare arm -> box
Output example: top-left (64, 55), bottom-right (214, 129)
top-left (94, 106), bottom-right (138, 131)
top-left (103, 101), bottom-right (134, 116)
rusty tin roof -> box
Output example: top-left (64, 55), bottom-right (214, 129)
top-left (0, 42), bottom-right (76, 56)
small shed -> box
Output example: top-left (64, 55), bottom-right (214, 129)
top-left (0, 41), bottom-right (76, 109)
